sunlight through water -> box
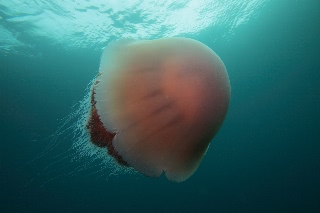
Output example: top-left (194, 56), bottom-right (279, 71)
top-left (0, 0), bottom-right (268, 55)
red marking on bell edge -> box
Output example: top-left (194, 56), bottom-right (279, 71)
top-left (86, 87), bottom-right (129, 166)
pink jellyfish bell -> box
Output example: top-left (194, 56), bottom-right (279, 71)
top-left (86, 37), bottom-right (230, 182)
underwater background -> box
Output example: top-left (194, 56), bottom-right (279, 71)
top-left (1, 0), bottom-right (320, 212)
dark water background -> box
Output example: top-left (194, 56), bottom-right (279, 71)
top-left (1, 1), bottom-right (320, 212)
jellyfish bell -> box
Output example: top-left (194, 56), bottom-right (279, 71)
top-left (86, 37), bottom-right (230, 182)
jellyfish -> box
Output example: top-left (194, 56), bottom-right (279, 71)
top-left (85, 37), bottom-right (230, 182)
